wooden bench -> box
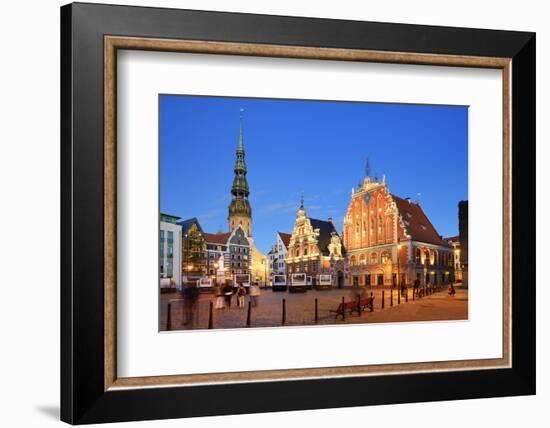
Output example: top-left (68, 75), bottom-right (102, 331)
top-left (330, 297), bottom-right (375, 319)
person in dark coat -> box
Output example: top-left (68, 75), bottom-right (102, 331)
top-left (182, 283), bottom-right (199, 326)
top-left (222, 283), bottom-right (233, 308)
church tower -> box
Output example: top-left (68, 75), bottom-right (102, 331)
top-left (228, 109), bottom-right (252, 237)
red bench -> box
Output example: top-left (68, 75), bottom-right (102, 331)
top-left (331, 297), bottom-right (375, 319)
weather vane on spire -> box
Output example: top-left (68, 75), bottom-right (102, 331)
top-left (240, 108), bottom-right (245, 120)
top-left (300, 190), bottom-right (304, 209)
top-left (365, 157), bottom-right (371, 178)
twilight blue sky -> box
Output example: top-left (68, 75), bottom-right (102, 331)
top-left (160, 95), bottom-right (468, 254)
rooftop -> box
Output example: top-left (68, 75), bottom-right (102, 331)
top-left (203, 231), bottom-right (232, 245)
top-left (392, 195), bottom-right (450, 247)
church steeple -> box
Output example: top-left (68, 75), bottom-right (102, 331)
top-left (228, 109), bottom-right (252, 236)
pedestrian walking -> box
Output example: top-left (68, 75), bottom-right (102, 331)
top-left (249, 282), bottom-right (261, 307)
top-left (448, 283), bottom-right (456, 297)
top-left (182, 282), bottom-right (199, 326)
top-left (214, 285), bottom-right (225, 309)
top-left (238, 284), bottom-right (246, 308)
top-left (222, 283), bottom-right (233, 308)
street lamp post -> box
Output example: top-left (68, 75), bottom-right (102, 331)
top-left (264, 259), bottom-right (268, 288)
top-left (397, 242), bottom-right (402, 304)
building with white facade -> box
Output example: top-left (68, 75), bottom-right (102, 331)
top-left (159, 213), bottom-right (182, 290)
top-left (268, 232), bottom-right (291, 283)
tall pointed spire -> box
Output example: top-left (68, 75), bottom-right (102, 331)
top-left (237, 108), bottom-right (245, 152)
top-left (228, 108), bottom-right (252, 236)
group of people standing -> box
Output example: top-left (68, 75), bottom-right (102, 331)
top-left (215, 282), bottom-right (261, 310)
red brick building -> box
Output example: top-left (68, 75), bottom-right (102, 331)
top-left (342, 174), bottom-right (454, 287)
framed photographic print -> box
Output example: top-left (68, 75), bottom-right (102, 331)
top-left (61, 2), bottom-right (535, 424)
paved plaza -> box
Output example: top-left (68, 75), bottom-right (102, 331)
top-left (160, 286), bottom-right (468, 331)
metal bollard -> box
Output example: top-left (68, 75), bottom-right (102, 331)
top-left (282, 298), bottom-right (286, 325)
top-left (167, 302), bottom-right (172, 331)
top-left (342, 297), bottom-right (346, 320)
top-left (208, 301), bottom-right (213, 329)
top-left (370, 292), bottom-right (374, 312)
top-left (390, 289), bottom-right (393, 306)
top-left (357, 295), bottom-right (362, 316)
top-left (315, 298), bottom-right (318, 323)
top-left (382, 290), bottom-right (385, 309)
top-left (246, 301), bottom-right (251, 327)
top-left (405, 288), bottom-right (408, 303)
top-left (398, 287), bottom-right (401, 305)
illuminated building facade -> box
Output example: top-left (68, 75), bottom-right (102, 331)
top-left (445, 235), bottom-right (463, 282)
top-left (342, 171), bottom-right (454, 287)
top-left (286, 196), bottom-right (346, 287)
top-left (178, 217), bottom-right (206, 281)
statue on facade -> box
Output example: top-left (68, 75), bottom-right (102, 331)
top-left (328, 232), bottom-right (343, 258)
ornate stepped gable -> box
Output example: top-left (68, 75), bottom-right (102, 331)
top-left (343, 175), bottom-right (449, 250)
top-left (287, 197), bottom-right (345, 266)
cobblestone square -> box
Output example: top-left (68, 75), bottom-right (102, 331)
top-left (160, 286), bottom-right (468, 331)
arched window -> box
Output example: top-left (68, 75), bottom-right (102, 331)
top-left (370, 252), bottom-right (378, 264)
top-left (350, 255), bottom-right (357, 266)
top-left (304, 248), bottom-right (308, 256)
top-left (370, 218), bottom-right (374, 236)
top-left (386, 218), bottom-right (392, 240)
top-left (359, 254), bottom-right (366, 265)
top-left (415, 248), bottom-right (422, 264)
top-left (378, 215), bottom-right (383, 236)
top-left (433, 250), bottom-right (438, 266)
top-left (381, 251), bottom-right (391, 264)
top-left (355, 221), bottom-right (359, 233)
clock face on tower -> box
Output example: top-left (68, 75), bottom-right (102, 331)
top-left (364, 192), bottom-right (371, 205)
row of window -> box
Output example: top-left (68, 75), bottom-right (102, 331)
top-left (349, 248), bottom-right (454, 267)
top-left (231, 261), bottom-right (246, 268)
top-left (159, 261), bottom-right (173, 277)
top-left (290, 246), bottom-right (313, 257)
top-left (350, 251), bottom-right (392, 266)
top-left (270, 261), bottom-right (285, 270)
top-left (288, 262), bottom-right (318, 273)
top-left (414, 248), bottom-right (453, 267)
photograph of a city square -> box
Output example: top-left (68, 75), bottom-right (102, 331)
top-left (159, 95), bottom-right (468, 331)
